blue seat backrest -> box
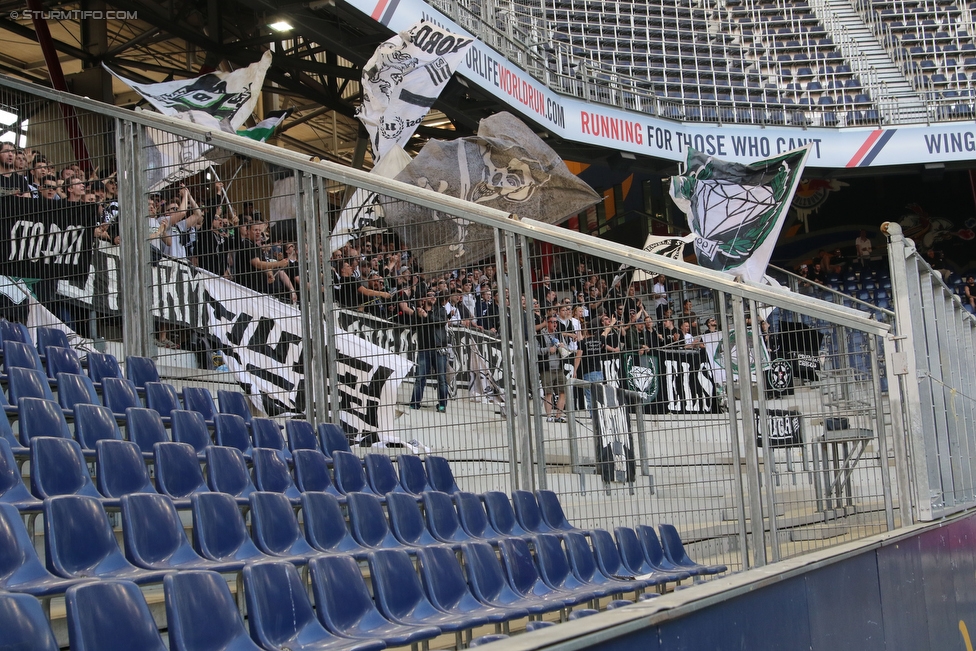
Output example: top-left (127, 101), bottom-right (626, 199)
top-left (65, 580), bottom-right (167, 651)
top-left (332, 450), bottom-right (370, 495)
top-left (367, 548), bottom-right (431, 621)
top-left (512, 490), bottom-right (553, 534)
top-left (422, 490), bottom-right (469, 543)
top-left (454, 491), bottom-right (499, 540)
top-left (126, 408), bottom-right (169, 457)
top-left (292, 449), bottom-right (336, 494)
top-left (190, 492), bottom-right (263, 563)
top-left (204, 445), bottom-right (255, 499)
top-left (216, 390), bottom-right (252, 425)
top-left (46, 346), bottom-right (83, 379)
top-left (9, 367), bottom-right (55, 404)
top-left (125, 355), bottom-right (160, 389)
top-left (536, 489), bottom-right (574, 531)
top-left (364, 453), bottom-right (402, 495)
top-left (346, 492), bottom-right (399, 549)
top-left (0, 438), bottom-right (34, 507)
top-left (44, 495), bottom-right (129, 579)
top-left (4, 340), bottom-right (43, 373)
top-left (386, 491), bottom-right (437, 546)
top-left (251, 418), bottom-right (286, 451)
top-left (284, 419), bottom-right (318, 452)
top-left (0, 592), bottom-right (60, 651)
top-left (301, 491), bottom-right (364, 556)
top-left (317, 422), bottom-right (351, 456)
top-left (248, 491), bottom-right (315, 557)
top-left (102, 377), bottom-right (142, 415)
top-left (397, 454), bottom-right (430, 495)
top-left (482, 491), bottom-right (527, 537)
top-left (460, 541), bottom-right (511, 603)
top-left (36, 327), bottom-right (70, 355)
top-left (120, 492), bottom-right (198, 568)
top-left (87, 352), bottom-right (122, 385)
top-left (164, 570), bottom-right (261, 651)
top-left (73, 403), bottom-right (122, 452)
top-left (145, 382), bottom-right (181, 419)
top-left (18, 397), bottom-right (71, 446)
top-left (424, 455), bottom-right (460, 493)
top-left (563, 531), bottom-right (600, 582)
top-left (96, 439), bottom-right (156, 499)
top-left (153, 441), bottom-right (207, 499)
top-left (212, 413), bottom-right (253, 458)
top-left (170, 409), bottom-right (212, 456)
top-left (181, 386), bottom-right (217, 422)
top-left (251, 448), bottom-right (300, 500)
top-left (57, 372), bottom-right (100, 412)
top-left (0, 502), bottom-right (53, 586)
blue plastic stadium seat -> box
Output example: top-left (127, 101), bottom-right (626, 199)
top-left (57, 372), bottom-right (100, 414)
top-left (369, 548), bottom-right (491, 634)
top-left (145, 381), bottom-right (183, 420)
top-left (3, 340), bottom-right (44, 374)
top-left (243, 561), bottom-right (385, 651)
top-left (125, 355), bottom-right (160, 389)
top-left (181, 386), bottom-right (218, 423)
top-left (0, 319), bottom-right (29, 347)
top-left (615, 526), bottom-right (680, 583)
top-left (170, 409), bottom-right (212, 459)
top-left (248, 491), bottom-right (318, 564)
top-left (346, 492), bottom-right (405, 550)
top-left (87, 351), bottom-right (122, 386)
top-left (190, 492), bottom-right (271, 566)
top-left (398, 453), bottom-right (431, 494)
top-left (35, 326), bottom-right (70, 357)
top-left (0, 502), bottom-right (83, 597)
top-left (588, 528), bottom-right (660, 589)
top-left (417, 544), bottom-right (526, 624)
top-left (0, 408), bottom-right (23, 457)
top-left (121, 493), bottom-right (240, 572)
top-left (65, 580), bottom-right (168, 651)
top-left (29, 436), bottom-right (108, 503)
top-left (310, 555), bottom-right (441, 645)
top-left (425, 455), bottom-right (460, 493)
top-left (9, 368), bottom-right (55, 404)
top-left (96, 439), bottom-right (158, 500)
top-left (102, 377), bottom-right (143, 419)
top-left (563, 531), bottom-right (638, 599)
top-left (251, 417), bottom-right (291, 462)
top-left (386, 491), bottom-right (439, 547)
top-left (0, 438), bottom-right (40, 510)
top-left (127, 407), bottom-right (170, 458)
top-left (213, 412), bottom-right (253, 460)
top-left (658, 523), bottom-right (728, 576)
top-left (460, 541), bottom-right (564, 616)
top-left (153, 441), bottom-right (208, 503)
top-left (205, 445), bottom-right (257, 504)
top-left (454, 491), bottom-right (505, 543)
top-left (365, 453), bottom-right (406, 495)
top-left (164, 570), bottom-right (263, 651)
top-left (533, 533), bottom-right (611, 602)
top-left (318, 422), bottom-right (351, 456)
top-left (536, 490), bottom-right (579, 532)
top-left (0, 592), bottom-right (60, 651)
top-left (251, 447), bottom-right (302, 504)
top-left (285, 419), bottom-right (320, 452)
top-left (44, 495), bottom-right (171, 584)
top-left (482, 491), bottom-right (531, 538)
top-left (332, 450), bottom-right (376, 495)
top-left (300, 491), bottom-right (367, 558)
top-left (636, 524), bottom-right (693, 581)
top-left (512, 490), bottom-right (558, 534)
top-left (423, 490), bottom-right (475, 546)
top-left (46, 345), bottom-right (84, 379)
top-left (217, 389), bottom-right (252, 425)
top-left (496, 537), bottom-right (575, 609)
top-left (293, 449), bottom-right (342, 496)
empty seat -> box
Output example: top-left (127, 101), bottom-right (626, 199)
top-left (126, 407), bottom-right (170, 458)
top-left (0, 407), bottom-right (23, 457)
top-left (482, 491), bottom-right (531, 538)
top-left (425, 455), bottom-right (460, 493)
top-left (533, 533), bottom-right (610, 603)
top-left (121, 493), bottom-right (240, 572)
top-left (333, 450), bottom-right (376, 495)
top-left (251, 417), bottom-right (291, 461)
top-left (217, 389), bottom-right (252, 425)
top-left (205, 445), bottom-right (256, 503)
top-left (164, 570), bottom-right (263, 651)
top-left (9, 367), bottom-right (55, 404)
top-left (57, 372), bottom-right (100, 413)
top-left (125, 355), bottom-right (160, 389)
top-left (496, 537), bottom-right (574, 609)
top-left (588, 528), bottom-right (660, 589)
top-left (213, 413), bottom-right (253, 459)
top-left (346, 492), bottom-right (404, 550)
top-left (153, 441), bottom-right (208, 502)
top-left (460, 541), bottom-right (565, 616)
top-left (96, 439), bottom-right (158, 500)
top-left (300, 491), bottom-right (368, 558)
top-left (243, 561), bottom-right (385, 651)
top-left (87, 351), bottom-right (122, 386)
top-left (658, 523), bottom-right (728, 576)
top-left (512, 490), bottom-right (558, 534)
top-left (616, 526), bottom-right (672, 580)
top-left (44, 495), bottom-right (171, 584)
top-left (46, 345), bottom-right (84, 379)
top-left (17, 397), bottom-right (70, 446)
top-left (29, 436), bottom-right (107, 503)
top-left (251, 447), bottom-right (302, 503)
top-left (248, 491), bottom-right (318, 563)
top-left (180, 386), bottom-right (218, 423)
top-left (0, 502), bottom-right (83, 598)
top-left (318, 422), bottom-right (351, 455)
top-left (369, 548), bottom-right (491, 634)
top-left (454, 491), bottom-right (505, 543)
top-left (0, 592), bottom-right (60, 651)
top-left (285, 419), bottom-right (320, 452)
top-left (170, 409), bottom-right (212, 459)
top-left (417, 544), bottom-right (526, 624)
top-left (190, 492), bottom-right (271, 566)
top-left (3, 340), bottom-right (44, 373)
top-left (563, 531), bottom-right (638, 600)
top-left (635, 524), bottom-right (693, 581)
top-left (145, 381), bottom-right (182, 420)
top-left (102, 377), bottom-right (143, 419)
top-left (293, 448), bottom-right (342, 496)
top-left (0, 438), bottom-right (39, 510)
top-left (386, 491), bottom-right (439, 547)
top-left (35, 326), bottom-right (71, 357)
top-left (397, 454), bottom-right (431, 494)
top-left (364, 453), bottom-right (405, 495)
top-left (536, 490), bottom-right (580, 532)
top-left (310, 555), bottom-right (441, 646)
top-left (65, 580), bottom-right (168, 651)
top-left (73, 404), bottom-right (123, 459)
top-left (423, 490), bottom-right (475, 545)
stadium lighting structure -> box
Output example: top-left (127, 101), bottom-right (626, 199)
top-left (268, 20), bottom-right (293, 32)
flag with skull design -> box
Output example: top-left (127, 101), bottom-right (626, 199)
top-left (386, 112), bottom-right (601, 272)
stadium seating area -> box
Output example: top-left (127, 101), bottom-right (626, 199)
top-left (0, 321), bottom-right (727, 649)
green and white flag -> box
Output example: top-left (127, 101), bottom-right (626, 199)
top-left (669, 145), bottom-right (810, 283)
top-left (238, 109), bottom-right (291, 142)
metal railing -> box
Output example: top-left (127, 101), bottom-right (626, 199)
top-left (3, 72), bottom-right (956, 574)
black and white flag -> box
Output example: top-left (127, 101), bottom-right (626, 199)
top-left (387, 112), bottom-right (601, 272)
top-left (358, 21), bottom-right (474, 162)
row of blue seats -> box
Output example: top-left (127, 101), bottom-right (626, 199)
top-left (1, 490), bottom-right (723, 648)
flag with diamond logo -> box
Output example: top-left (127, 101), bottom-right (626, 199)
top-left (669, 146), bottom-right (810, 283)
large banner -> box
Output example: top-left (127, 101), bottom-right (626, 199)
top-left (0, 197), bottom-right (97, 282)
top-left (657, 347), bottom-right (718, 414)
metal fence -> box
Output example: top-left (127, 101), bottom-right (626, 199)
top-left (0, 72), bottom-right (947, 573)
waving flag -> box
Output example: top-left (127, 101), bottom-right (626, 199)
top-left (669, 146), bottom-right (810, 283)
top-left (386, 112), bottom-right (601, 272)
top-left (238, 109), bottom-right (291, 142)
top-left (357, 21), bottom-right (474, 163)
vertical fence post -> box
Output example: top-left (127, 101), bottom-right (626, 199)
top-left (517, 234), bottom-right (547, 490)
top-left (318, 178), bottom-right (342, 427)
top-left (493, 228), bottom-right (521, 491)
top-left (750, 299), bottom-right (780, 563)
top-left (868, 334), bottom-right (896, 529)
top-left (732, 295), bottom-right (766, 566)
top-left (882, 331), bottom-right (915, 525)
top-left (502, 232), bottom-right (534, 491)
top-left (116, 120), bottom-right (152, 358)
top-left (296, 173), bottom-right (328, 425)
